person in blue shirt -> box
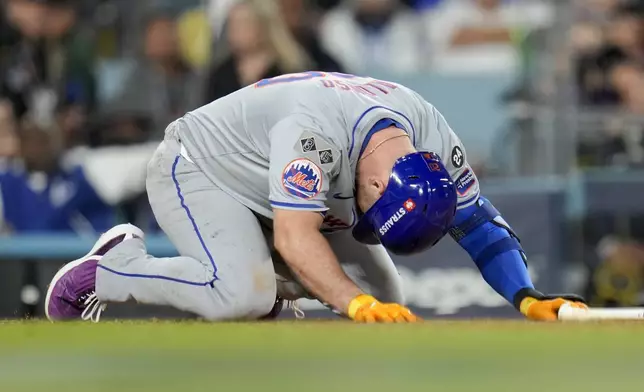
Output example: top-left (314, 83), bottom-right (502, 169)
top-left (0, 121), bottom-right (115, 234)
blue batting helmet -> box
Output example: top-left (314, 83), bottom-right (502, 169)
top-left (352, 152), bottom-right (457, 255)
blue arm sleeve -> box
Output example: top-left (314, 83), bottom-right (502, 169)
top-left (451, 197), bottom-right (534, 305)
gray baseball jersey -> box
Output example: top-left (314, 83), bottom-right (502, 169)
top-left (178, 72), bottom-right (479, 232)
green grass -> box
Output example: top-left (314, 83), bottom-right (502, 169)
top-left (0, 320), bottom-right (642, 392)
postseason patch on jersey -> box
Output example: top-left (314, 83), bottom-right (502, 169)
top-left (282, 159), bottom-right (323, 199)
top-left (300, 137), bottom-right (317, 153)
top-left (455, 168), bottom-right (476, 197)
top-left (318, 149), bottom-right (334, 164)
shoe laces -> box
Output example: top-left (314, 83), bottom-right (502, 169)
top-left (78, 291), bottom-right (107, 323)
top-left (285, 300), bottom-right (305, 319)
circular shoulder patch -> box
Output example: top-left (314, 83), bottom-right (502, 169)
top-left (451, 146), bottom-right (464, 168)
top-left (282, 158), bottom-right (323, 199)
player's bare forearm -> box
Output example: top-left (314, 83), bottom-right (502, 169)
top-left (279, 232), bottom-right (362, 313)
top-left (273, 209), bottom-right (363, 314)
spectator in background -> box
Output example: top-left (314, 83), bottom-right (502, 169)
top-left (610, 62), bottom-right (644, 113)
top-left (606, 4), bottom-right (644, 65)
top-left (176, 6), bottom-right (212, 71)
top-left (207, 0), bottom-right (343, 74)
top-left (311, 0), bottom-right (343, 12)
top-left (320, 0), bottom-right (425, 74)
top-left (0, 119), bottom-right (114, 234)
top-left (208, 0), bottom-right (239, 42)
top-left (572, 1), bottom-right (644, 168)
top-left (576, 2), bottom-right (644, 106)
top-left (426, 0), bottom-right (552, 74)
top-left (105, 12), bottom-right (202, 140)
top-left (0, 99), bottom-right (19, 160)
top-left (204, 0), bottom-right (312, 102)
top-left (575, 0), bottom-right (621, 21)
top-left (279, 0), bottom-right (345, 73)
top-left (0, 0), bottom-right (95, 124)
top-left (406, 0), bottom-right (442, 10)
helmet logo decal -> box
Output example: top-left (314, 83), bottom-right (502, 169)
top-left (404, 198), bottom-right (416, 212)
top-left (378, 207), bottom-right (406, 236)
top-left (379, 199), bottom-right (416, 236)
top-left (282, 159), bottom-right (322, 199)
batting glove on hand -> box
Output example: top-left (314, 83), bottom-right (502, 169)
top-left (520, 295), bottom-right (587, 321)
top-left (347, 294), bottom-right (420, 323)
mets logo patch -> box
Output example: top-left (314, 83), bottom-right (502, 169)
top-left (282, 159), bottom-right (323, 199)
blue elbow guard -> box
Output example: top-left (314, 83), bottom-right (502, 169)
top-left (449, 197), bottom-right (534, 306)
top-left (449, 197), bottom-right (526, 267)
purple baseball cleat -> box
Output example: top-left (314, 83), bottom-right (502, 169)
top-left (45, 224), bottom-right (144, 322)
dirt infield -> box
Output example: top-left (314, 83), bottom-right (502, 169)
top-left (0, 320), bottom-right (642, 392)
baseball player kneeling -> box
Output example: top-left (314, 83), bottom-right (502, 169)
top-left (45, 72), bottom-right (586, 323)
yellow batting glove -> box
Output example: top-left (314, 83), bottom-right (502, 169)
top-left (520, 297), bottom-right (588, 321)
top-left (347, 294), bottom-right (420, 323)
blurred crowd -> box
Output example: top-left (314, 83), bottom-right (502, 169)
top-left (0, 0), bottom-right (555, 236)
top-left (565, 0), bottom-right (644, 307)
top-left (571, 0), bottom-right (644, 167)
top-left (573, 0), bottom-right (644, 109)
